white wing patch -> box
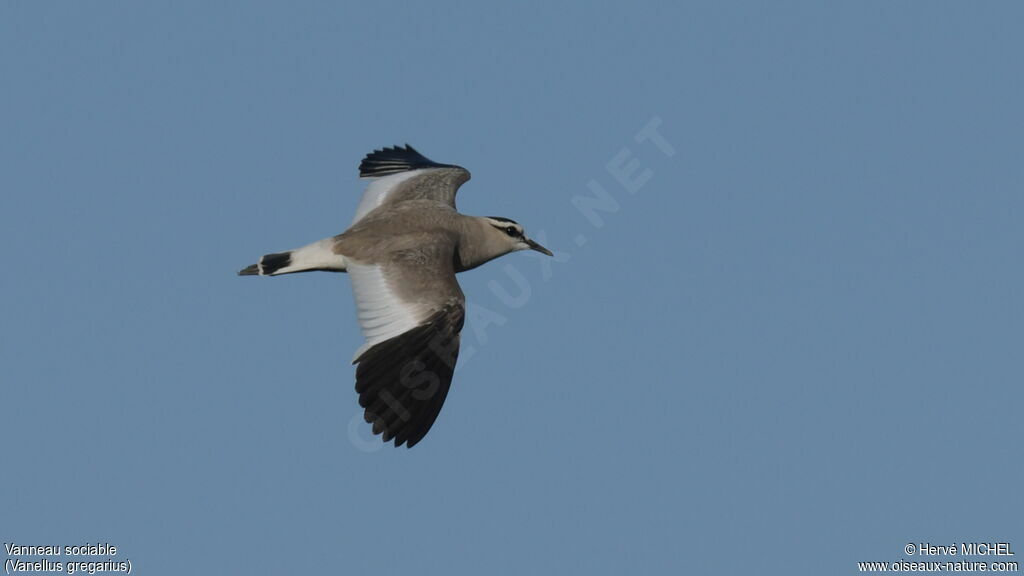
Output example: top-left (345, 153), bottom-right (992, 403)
top-left (351, 169), bottom-right (430, 225)
top-left (347, 263), bottom-right (426, 361)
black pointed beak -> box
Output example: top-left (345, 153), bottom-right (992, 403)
top-left (525, 237), bottom-right (553, 257)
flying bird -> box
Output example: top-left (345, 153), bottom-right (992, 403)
top-left (239, 145), bottom-right (553, 448)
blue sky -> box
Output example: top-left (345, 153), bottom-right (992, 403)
top-left (2, 2), bottom-right (1021, 574)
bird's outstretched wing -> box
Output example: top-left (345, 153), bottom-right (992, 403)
top-left (347, 243), bottom-right (465, 448)
top-left (354, 304), bottom-right (464, 448)
top-left (351, 144), bottom-right (471, 224)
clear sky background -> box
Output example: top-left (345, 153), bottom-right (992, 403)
top-left (2, 3), bottom-right (1021, 574)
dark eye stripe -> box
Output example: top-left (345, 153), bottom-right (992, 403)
top-left (491, 222), bottom-right (522, 236)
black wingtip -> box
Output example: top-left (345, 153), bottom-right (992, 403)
top-left (354, 306), bottom-right (464, 448)
top-left (238, 264), bottom-right (259, 276)
top-left (358, 144), bottom-right (456, 178)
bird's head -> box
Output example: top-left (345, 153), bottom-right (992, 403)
top-left (481, 216), bottom-right (553, 257)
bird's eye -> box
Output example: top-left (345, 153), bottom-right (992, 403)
top-left (505, 226), bottom-right (518, 237)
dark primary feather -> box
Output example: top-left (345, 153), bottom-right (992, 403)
top-left (354, 304), bottom-right (465, 448)
top-left (359, 144), bottom-right (460, 178)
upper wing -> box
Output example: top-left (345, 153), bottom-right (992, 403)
top-left (351, 145), bottom-right (471, 224)
top-left (347, 244), bottom-right (466, 448)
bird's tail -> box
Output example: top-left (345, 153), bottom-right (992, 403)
top-left (238, 238), bottom-right (347, 276)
